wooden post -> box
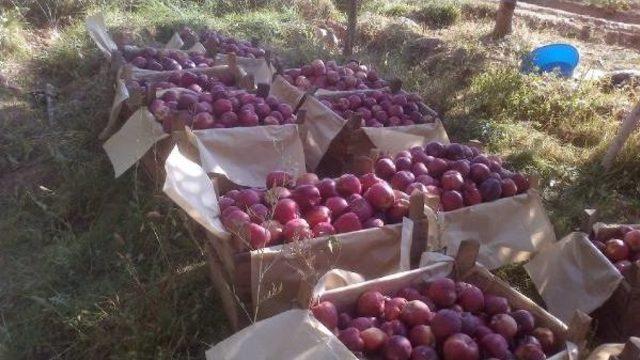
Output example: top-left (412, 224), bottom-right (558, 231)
top-left (580, 208), bottom-right (598, 233)
top-left (493, 0), bottom-right (517, 38)
top-left (602, 101), bottom-right (640, 170)
top-left (344, 0), bottom-right (358, 57)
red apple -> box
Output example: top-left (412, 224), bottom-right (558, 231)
top-left (428, 278), bottom-right (457, 307)
top-left (400, 300), bottom-right (432, 327)
top-left (364, 182), bottom-right (396, 210)
top-left (409, 325), bottom-right (435, 347)
top-left (624, 230), bottom-right (640, 252)
top-left (605, 238), bottom-right (629, 262)
top-left (443, 333), bottom-right (479, 360)
top-left (384, 335), bottom-right (412, 360)
top-left (357, 290), bottom-right (385, 317)
top-left (311, 301), bottom-right (338, 330)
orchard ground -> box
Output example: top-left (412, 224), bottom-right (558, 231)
top-left (1, 0), bottom-right (639, 358)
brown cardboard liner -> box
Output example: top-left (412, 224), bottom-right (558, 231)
top-left (408, 189), bottom-right (557, 270)
top-left (590, 223), bottom-right (640, 344)
top-left (526, 221), bottom-right (640, 344)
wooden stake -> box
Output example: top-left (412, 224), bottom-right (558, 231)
top-left (617, 337), bottom-right (640, 360)
top-left (493, 0), bottom-right (517, 38)
top-left (45, 83), bottom-right (56, 126)
top-left (343, 0), bottom-right (358, 57)
top-left (602, 101), bottom-right (640, 170)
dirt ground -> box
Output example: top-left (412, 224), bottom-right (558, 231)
top-left (522, 0), bottom-right (640, 24)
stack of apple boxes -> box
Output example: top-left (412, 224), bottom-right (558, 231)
top-left (88, 18), bottom-right (640, 358)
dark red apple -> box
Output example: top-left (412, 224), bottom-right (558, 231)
top-left (441, 170), bottom-right (464, 191)
top-left (384, 297), bottom-right (408, 321)
top-left (624, 230), bottom-right (640, 252)
top-left (384, 335), bottom-right (412, 360)
top-left (334, 212), bottom-right (363, 233)
top-left (511, 309), bottom-right (535, 335)
top-left (428, 278), bottom-right (457, 307)
top-left (442, 333), bottom-right (479, 360)
top-left (489, 314), bottom-right (517, 339)
top-left (480, 333), bottom-right (510, 359)
top-left (311, 301), bottom-right (338, 330)
top-left (400, 300), bottom-right (432, 327)
top-left (457, 282), bottom-right (484, 314)
top-left (272, 198), bottom-right (299, 224)
top-left (361, 327), bottom-right (388, 353)
top-left (336, 174), bottom-right (362, 196)
top-left (357, 290), bottom-right (385, 317)
top-left (605, 238), bottom-right (629, 262)
top-left (409, 325), bottom-right (435, 347)
top-left (411, 346), bottom-right (439, 360)
top-left (431, 309), bottom-right (462, 340)
top-left (532, 327), bottom-right (555, 353)
top-left (338, 327), bottom-right (364, 351)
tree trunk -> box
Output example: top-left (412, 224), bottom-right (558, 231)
top-left (602, 101), bottom-right (640, 170)
top-left (343, 0), bottom-right (358, 57)
top-left (494, 0), bottom-right (517, 38)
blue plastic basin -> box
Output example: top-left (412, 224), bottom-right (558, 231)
top-left (521, 43), bottom-right (580, 78)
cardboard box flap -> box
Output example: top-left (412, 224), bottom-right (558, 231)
top-left (103, 108), bottom-right (168, 177)
top-left (85, 13), bottom-right (118, 57)
top-left (298, 96), bottom-right (347, 171)
top-left (165, 32), bottom-right (184, 50)
top-left (205, 309), bottom-right (356, 360)
top-left (163, 145), bottom-right (227, 239)
top-left (438, 190), bottom-right (556, 269)
top-left (360, 120), bottom-right (450, 154)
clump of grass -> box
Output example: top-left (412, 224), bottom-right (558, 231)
top-left (466, 68), bottom-right (628, 147)
top-left (357, 13), bottom-right (423, 53)
top-left (413, 0), bottom-right (461, 29)
top-left (0, 10), bottom-right (30, 61)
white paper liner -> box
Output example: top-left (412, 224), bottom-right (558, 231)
top-left (524, 232), bottom-right (624, 323)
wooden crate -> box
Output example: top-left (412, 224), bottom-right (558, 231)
top-left (319, 240), bottom-right (592, 359)
top-left (204, 189), bottom-right (434, 331)
top-left (270, 76), bottom-right (448, 178)
top-left (580, 211), bottom-right (640, 344)
top-left (311, 91), bottom-right (446, 178)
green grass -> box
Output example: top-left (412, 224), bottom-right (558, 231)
top-left (1, 0), bottom-right (639, 357)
